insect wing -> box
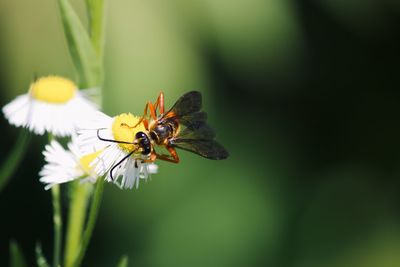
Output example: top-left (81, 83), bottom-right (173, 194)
top-left (161, 91), bottom-right (202, 121)
top-left (179, 111), bottom-right (208, 128)
top-left (169, 139), bottom-right (229, 160)
top-left (177, 122), bottom-right (216, 140)
top-left (158, 91), bottom-right (229, 160)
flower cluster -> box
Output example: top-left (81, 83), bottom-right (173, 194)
top-left (2, 76), bottom-right (158, 189)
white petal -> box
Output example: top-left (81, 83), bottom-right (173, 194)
top-left (2, 91), bottom-right (98, 137)
top-left (110, 157), bottom-right (158, 190)
top-left (2, 94), bottom-right (32, 128)
top-left (147, 163), bottom-right (158, 174)
top-left (39, 140), bottom-right (84, 189)
top-left (76, 111), bottom-right (114, 154)
top-left (92, 144), bottom-right (124, 177)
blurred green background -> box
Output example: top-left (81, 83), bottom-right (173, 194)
top-left (1, 0), bottom-right (400, 266)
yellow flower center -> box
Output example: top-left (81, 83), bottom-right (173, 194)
top-left (112, 113), bottom-right (146, 153)
top-left (79, 150), bottom-right (103, 175)
top-left (29, 76), bottom-right (77, 103)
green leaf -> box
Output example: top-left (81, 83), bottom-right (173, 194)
top-left (0, 129), bottom-right (29, 193)
top-left (9, 240), bottom-right (27, 267)
top-left (58, 0), bottom-right (100, 88)
top-left (35, 242), bottom-right (50, 267)
top-left (116, 255), bottom-right (129, 267)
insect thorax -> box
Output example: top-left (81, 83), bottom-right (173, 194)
top-left (150, 121), bottom-right (177, 145)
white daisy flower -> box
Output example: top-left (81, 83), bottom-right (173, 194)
top-left (39, 139), bottom-right (102, 190)
top-left (2, 76), bottom-right (98, 137)
top-left (77, 111), bottom-right (158, 189)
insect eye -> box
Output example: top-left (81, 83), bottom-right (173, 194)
top-left (135, 131), bottom-right (145, 139)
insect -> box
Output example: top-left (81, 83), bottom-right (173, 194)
top-left (98, 91), bottom-right (229, 180)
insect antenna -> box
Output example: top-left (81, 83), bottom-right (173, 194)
top-left (109, 151), bottom-right (134, 181)
top-left (97, 129), bottom-right (135, 145)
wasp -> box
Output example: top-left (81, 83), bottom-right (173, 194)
top-left (98, 91), bottom-right (229, 180)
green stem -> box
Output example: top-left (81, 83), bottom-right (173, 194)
top-left (73, 178), bottom-right (105, 267)
top-left (48, 133), bottom-right (62, 267)
top-left (64, 182), bottom-right (92, 267)
top-left (51, 184), bottom-right (62, 267)
top-left (60, 1), bottom-right (106, 266)
top-left (0, 129), bottom-right (29, 193)
top-left (86, 0), bottom-right (105, 62)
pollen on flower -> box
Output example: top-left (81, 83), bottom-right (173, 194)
top-left (112, 113), bottom-right (146, 153)
top-left (29, 76), bottom-right (77, 103)
top-left (79, 150), bottom-right (103, 176)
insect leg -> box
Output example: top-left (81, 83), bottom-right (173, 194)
top-left (153, 92), bottom-right (165, 115)
top-left (148, 101), bottom-right (157, 120)
top-left (130, 102), bottom-right (150, 128)
top-left (141, 152), bottom-right (157, 163)
top-left (109, 151), bottom-right (134, 181)
top-left (155, 146), bottom-right (180, 163)
top-left (133, 92), bottom-right (164, 128)
top-left (142, 118), bottom-right (149, 130)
